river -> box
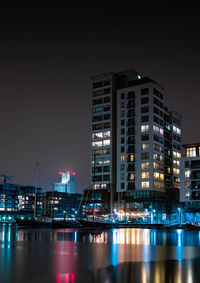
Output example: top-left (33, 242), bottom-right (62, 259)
top-left (0, 224), bottom-right (200, 282)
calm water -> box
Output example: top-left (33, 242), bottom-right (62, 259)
top-left (1, 225), bottom-right (200, 282)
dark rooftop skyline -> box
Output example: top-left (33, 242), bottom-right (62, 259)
top-left (0, 6), bottom-right (199, 192)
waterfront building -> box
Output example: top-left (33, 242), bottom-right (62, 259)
top-left (54, 171), bottom-right (76, 194)
top-left (0, 182), bottom-right (42, 222)
top-left (43, 191), bottom-right (83, 218)
top-left (180, 143), bottom-right (200, 222)
top-left (83, 188), bottom-right (110, 215)
top-left (91, 69), bottom-right (181, 221)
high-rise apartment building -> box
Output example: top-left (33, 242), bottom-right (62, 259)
top-left (90, 69), bottom-right (181, 216)
top-left (54, 171), bottom-right (76, 194)
top-left (180, 144), bottom-right (200, 222)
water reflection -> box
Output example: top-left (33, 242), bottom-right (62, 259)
top-left (0, 225), bottom-right (200, 282)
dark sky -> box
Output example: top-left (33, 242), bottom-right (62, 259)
top-left (0, 5), bottom-right (199, 192)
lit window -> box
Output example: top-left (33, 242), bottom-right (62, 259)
top-left (185, 181), bottom-right (190, 188)
top-left (92, 141), bottom-right (103, 147)
top-left (167, 167), bottom-right (171, 174)
top-left (104, 131), bottom-right (111, 138)
top-left (141, 172), bottom-right (149, 179)
top-left (154, 181), bottom-right (164, 189)
top-left (141, 162), bottom-right (149, 169)
top-left (130, 155), bottom-right (134, 162)
top-left (173, 125), bottom-right (181, 135)
top-left (173, 151), bottom-right (181, 158)
top-left (130, 173), bottom-right (134, 180)
top-left (173, 160), bottom-right (180, 167)
top-left (103, 139), bottom-right (110, 146)
top-left (92, 132), bottom-right (103, 139)
top-left (141, 125), bottom-right (149, 132)
top-left (173, 168), bottom-right (180, 175)
top-left (154, 172), bottom-right (164, 180)
top-left (185, 191), bottom-right (190, 199)
top-left (186, 147), bottom-right (196, 157)
top-left (185, 170), bottom-right (191, 178)
top-left (153, 125), bottom-right (163, 136)
top-left (141, 181), bottom-right (149, 188)
top-left (121, 155), bottom-right (125, 162)
top-left (141, 143), bottom-right (149, 151)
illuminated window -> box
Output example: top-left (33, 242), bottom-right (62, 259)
top-left (141, 172), bottom-right (149, 179)
top-left (167, 167), bottom-right (171, 174)
top-left (185, 170), bottom-right (191, 178)
top-left (186, 147), bottom-right (196, 157)
top-left (173, 168), bottom-right (180, 175)
top-left (153, 153), bottom-right (163, 161)
top-left (141, 162), bottom-right (149, 169)
top-left (92, 132), bottom-right (103, 139)
top-left (130, 173), bottom-right (135, 180)
top-left (185, 181), bottom-right (190, 188)
top-left (173, 151), bottom-right (181, 158)
top-left (92, 141), bottom-right (103, 147)
top-left (153, 125), bottom-right (163, 136)
top-left (141, 143), bottom-right (149, 151)
top-left (154, 172), bottom-right (164, 180)
top-left (121, 154), bottom-right (125, 162)
top-left (130, 155), bottom-right (134, 162)
top-left (173, 125), bottom-right (181, 135)
top-left (154, 181), bottom-right (164, 189)
top-left (173, 160), bottom-right (180, 167)
top-left (141, 124), bottom-right (149, 132)
top-left (185, 191), bottom-right (190, 199)
top-left (103, 139), bottom-right (110, 146)
top-left (141, 181), bottom-right (149, 188)
top-left (104, 131), bottom-right (111, 138)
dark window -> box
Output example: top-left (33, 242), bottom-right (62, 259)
top-left (127, 110), bottom-right (135, 117)
top-left (127, 145), bottom-right (135, 153)
top-left (121, 183), bottom-right (125, 189)
top-left (104, 97), bottom-right (110, 103)
top-left (127, 182), bottom-right (135, 190)
top-left (92, 175), bottom-right (102, 181)
top-left (141, 135), bottom-right (149, 141)
top-left (141, 152), bottom-right (149, 159)
top-left (104, 80), bottom-right (111, 86)
top-left (191, 160), bottom-right (200, 169)
top-left (154, 115), bottom-right (160, 124)
top-left (127, 100), bottom-right (135, 108)
top-left (103, 122), bottom-right (110, 129)
top-left (103, 114), bottom-right (110, 120)
top-left (127, 118), bottom-right (135, 126)
top-left (103, 175), bottom-right (110, 181)
top-left (127, 136), bottom-right (135, 144)
top-left (93, 98), bottom-right (103, 105)
top-left (121, 164), bottom-right (125, 170)
top-left (127, 91), bottom-right (135, 99)
top-left (141, 88), bottom-right (149, 95)
top-left (154, 107), bottom-right (159, 115)
top-left (141, 97), bottom-right (149, 104)
top-left (141, 115), bottom-right (149, 122)
top-left (104, 106), bottom-right (110, 112)
top-left (121, 120), bottom-right (125, 126)
top-left (185, 161), bottom-right (190, 168)
top-left (92, 124), bottom-right (103, 130)
top-left (121, 93), bottom-right (125, 99)
top-left (93, 81), bottom-right (103, 89)
top-left (121, 146), bottom-right (125, 153)
top-left (141, 106), bottom-right (149, 113)
top-left (103, 166), bottom-right (110, 172)
top-left (121, 137), bottom-right (125, 144)
top-left (92, 115), bottom-right (102, 122)
top-left (153, 97), bottom-right (159, 106)
top-left (104, 88), bottom-right (110, 94)
top-left (121, 128), bottom-right (125, 135)
top-left (127, 127), bottom-right (135, 135)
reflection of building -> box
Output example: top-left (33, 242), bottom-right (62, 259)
top-left (180, 143), bottom-right (200, 222)
top-left (43, 191), bottom-right (83, 218)
top-left (54, 171), bottom-right (76, 194)
top-left (0, 182), bottom-right (42, 222)
top-left (90, 69), bottom-right (182, 218)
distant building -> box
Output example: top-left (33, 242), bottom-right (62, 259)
top-left (90, 69), bottom-right (182, 221)
top-left (0, 182), bottom-right (42, 222)
top-left (54, 171), bottom-right (76, 194)
top-left (180, 143), bottom-right (200, 222)
top-left (43, 191), bottom-right (83, 218)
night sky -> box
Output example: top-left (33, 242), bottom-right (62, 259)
top-left (0, 6), bottom-right (199, 192)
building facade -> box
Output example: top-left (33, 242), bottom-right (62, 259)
top-left (54, 171), bottom-right (76, 194)
top-left (0, 182), bottom-right (42, 222)
top-left (180, 143), bottom-right (200, 222)
top-left (91, 69), bottom-right (181, 219)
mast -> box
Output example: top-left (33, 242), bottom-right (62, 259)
top-left (33, 162), bottom-right (39, 219)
